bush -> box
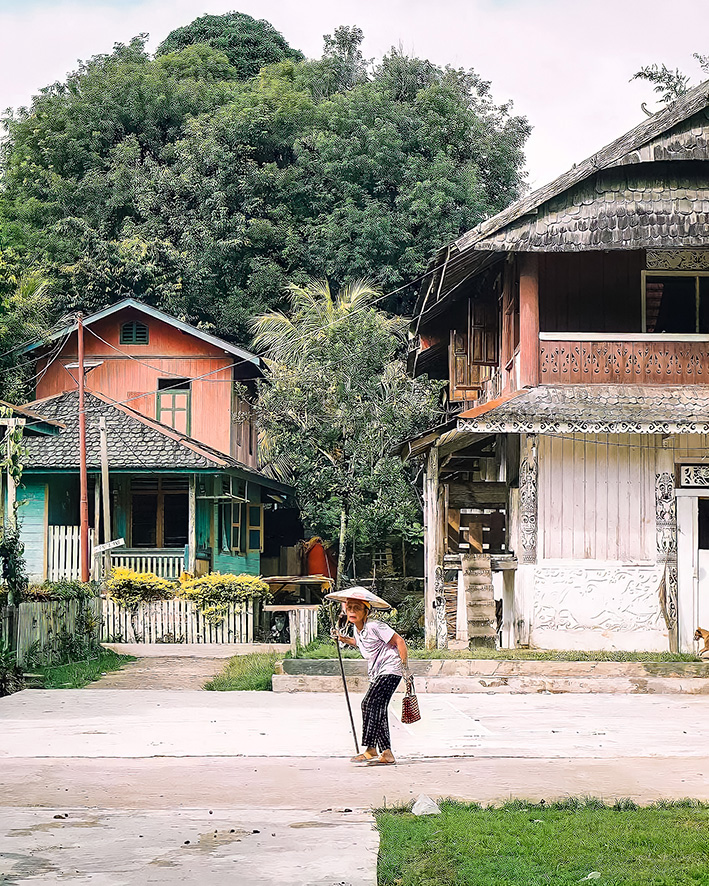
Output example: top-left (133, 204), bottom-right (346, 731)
top-left (106, 567), bottom-right (176, 609)
top-left (0, 643), bottom-right (23, 697)
top-left (178, 572), bottom-right (272, 624)
top-left (24, 580), bottom-right (99, 602)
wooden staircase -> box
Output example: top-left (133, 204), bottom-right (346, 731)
top-left (461, 553), bottom-right (497, 649)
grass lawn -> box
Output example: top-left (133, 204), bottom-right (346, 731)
top-left (204, 652), bottom-right (281, 691)
top-left (376, 798), bottom-right (709, 886)
top-left (38, 650), bottom-right (136, 689)
top-left (294, 641), bottom-right (699, 663)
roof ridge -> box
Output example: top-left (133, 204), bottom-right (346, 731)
top-left (22, 297), bottom-right (261, 365)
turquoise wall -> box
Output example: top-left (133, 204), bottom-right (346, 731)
top-left (213, 549), bottom-right (260, 576)
top-left (16, 476), bottom-right (47, 582)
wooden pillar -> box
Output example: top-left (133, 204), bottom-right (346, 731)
top-left (188, 474), bottom-right (197, 575)
top-left (5, 419), bottom-right (18, 529)
top-left (424, 446), bottom-right (444, 649)
top-left (519, 253), bottom-right (540, 388)
top-left (99, 417), bottom-right (112, 578)
top-left (516, 434), bottom-right (538, 646)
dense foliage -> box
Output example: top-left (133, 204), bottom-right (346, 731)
top-left (23, 580), bottom-right (98, 602)
top-left (253, 281), bottom-right (444, 578)
top-left (0, 526), bottom-right (28, 606)
top-left (156, 11), bottom-right (304, 79)
top-left (0, 16), bottom-right (529, 343)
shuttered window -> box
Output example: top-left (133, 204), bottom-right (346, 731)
top-left (120, 321), bottom-right (149, 344)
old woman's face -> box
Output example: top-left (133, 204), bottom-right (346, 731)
top-left (345, 600), bottom-right (368, 628)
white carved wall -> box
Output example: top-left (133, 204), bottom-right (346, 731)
top-left (531, 564), bottom-right (669, 650)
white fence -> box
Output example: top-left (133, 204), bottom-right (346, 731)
top-left (47, 526), bottom-right (98, 581)
top-left (102, 597), bottom-right (256, 644)
top-left (111, 551), bottom-right (184, 579)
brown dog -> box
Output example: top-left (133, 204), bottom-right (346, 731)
top-left (694, 627), bottom-right (709, 657)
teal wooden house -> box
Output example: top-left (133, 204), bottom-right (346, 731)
top-left (14, 389), bottom-right (291, 582)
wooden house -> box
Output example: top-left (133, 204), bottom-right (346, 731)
top-left (17, 301), bottom-right (292, 581)
top-left (403, 80), bottom-right (709, 653)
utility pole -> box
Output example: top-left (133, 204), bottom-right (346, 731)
top-left (77, 313), bottom-right (90, 582)
top-left (99, 417), bottom-right (111, 577)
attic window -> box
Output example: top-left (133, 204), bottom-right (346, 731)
top-left (120, 321), bottom-right (149, 345)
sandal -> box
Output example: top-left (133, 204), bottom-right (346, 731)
top-left (366, 754), bottom-right (396, 766)
top-left (350, 751), bottom-right (378, 763)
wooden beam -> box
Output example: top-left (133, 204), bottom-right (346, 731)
top-left (447, 481), bottom-right (508, 508)
top-left (519, 253), bottom-right (540, 388)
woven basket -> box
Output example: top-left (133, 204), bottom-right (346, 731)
top-left (401, 676), bottom-right (421, 724)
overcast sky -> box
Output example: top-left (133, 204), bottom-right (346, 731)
top-left (1, 0), bottom-right (707, 189)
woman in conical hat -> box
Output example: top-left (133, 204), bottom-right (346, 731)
top-left (327, 586), bottom-right (410, 765)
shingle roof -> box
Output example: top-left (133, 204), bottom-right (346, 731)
top-left (457, 385), bottom-right (709, 435)
top-left (21, 390), bottom-right (239, 470)
top-left (0, 399), bottom-right (64, 436)
top-left (456, 81), bottom-right (709, 253)
top-left (469, 163), bottom-right (709, 251)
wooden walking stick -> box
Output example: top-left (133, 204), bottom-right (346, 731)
top-left (329, 602), bottom-right (360, 755)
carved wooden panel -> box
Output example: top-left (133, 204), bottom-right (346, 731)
top-left (646, 250), bottom-right (709, 270)
top-left (540, 340), bottom-right (709, 384)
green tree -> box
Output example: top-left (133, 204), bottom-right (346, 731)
top-left (252, 280), bottom-right (443, 584)
top-left (632, 54), bottom-right (709, 104)
top-left (0, 257), bottom-right (52, 401)
top-left (156, 12), bottom-right (303, 80)
top-left (0, 23), bottom-right (529, 341)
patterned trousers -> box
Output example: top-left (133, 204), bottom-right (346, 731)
top-left (361, 673), bottom-right (401, 753)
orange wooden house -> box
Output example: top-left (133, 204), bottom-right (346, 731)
top-left (19, 299), bottom-right (293, 582)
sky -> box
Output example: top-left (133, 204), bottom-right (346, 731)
top-left (0, 0), bottom-right (707, 189)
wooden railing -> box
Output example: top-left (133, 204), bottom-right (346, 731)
top-left (539, 334), bottom-right (709, 384)
top-left (111, 549), bottom-right (185, 578)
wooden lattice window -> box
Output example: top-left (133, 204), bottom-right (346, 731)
top-left (120, 321), bottom-right (149, 345)
top-left (157, 379), bottom-right (190, 434)
top-left (219, 501), bottom-right (242, 554)
top-left (247, 504), bottom-right (264, 552)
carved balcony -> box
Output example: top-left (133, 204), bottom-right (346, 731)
top-left (539, 333), bottom-right (709, 385)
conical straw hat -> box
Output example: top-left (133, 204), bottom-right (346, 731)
top-left (325, 586), bottom-right (391, 610)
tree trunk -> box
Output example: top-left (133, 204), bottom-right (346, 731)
top-left (336, 506), bottom-right (348, 590)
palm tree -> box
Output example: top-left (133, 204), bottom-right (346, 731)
top-left (251, 278), bottom-right (406, 586)
top-left (251, 278), bottom-right (397, 364)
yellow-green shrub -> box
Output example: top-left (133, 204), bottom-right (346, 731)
top-left (106, 567), bottom-right (176, 610)
top-left (177, 572), bottom-right (272, 624)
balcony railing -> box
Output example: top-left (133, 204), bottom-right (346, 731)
top-left (539, 333), bottom-right (709, 384)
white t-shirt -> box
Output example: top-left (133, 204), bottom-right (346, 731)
top-left (353, 620), bottom-right (403, 681)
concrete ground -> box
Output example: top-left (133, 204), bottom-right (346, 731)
top-left (3, 688), bottom-right (709, 883)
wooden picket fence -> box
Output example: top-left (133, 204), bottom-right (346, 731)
top-left (47, 526), bottom-right (98, 581)
top-left (101, 597), bottom-right (257, 644)
top-left (8, 598), bottom-right (102, 667)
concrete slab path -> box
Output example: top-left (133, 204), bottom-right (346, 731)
top-left (3, 689), bottom-right (709, 884)
top-left (0, 808), bottom-right (375, 886)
